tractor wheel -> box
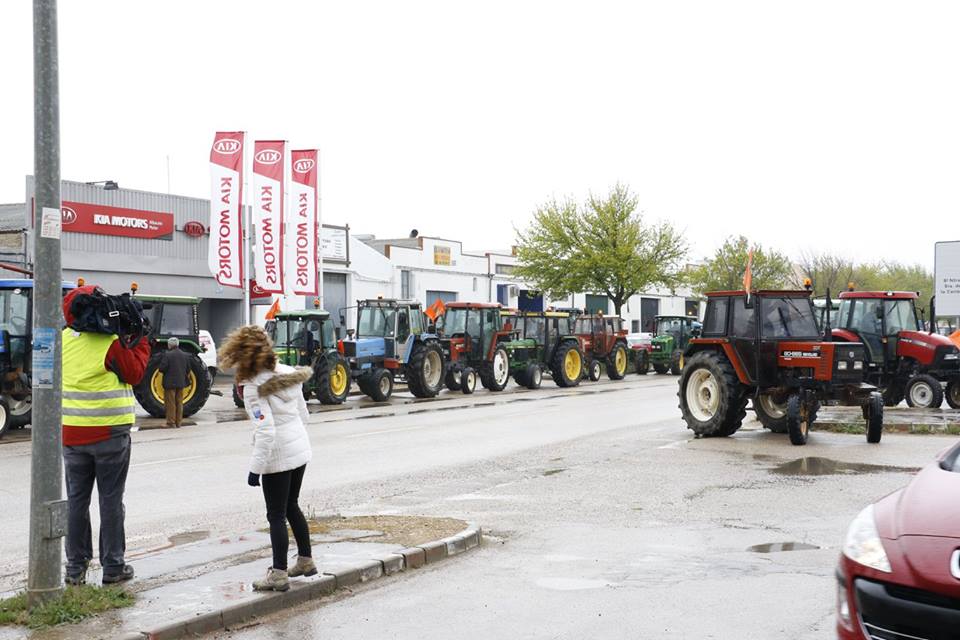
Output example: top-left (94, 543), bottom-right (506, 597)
top-left (670, 351), bottom-right (684, 376)
top-left (786, 394), bottom-right (819, 446)
top-left (882, 383), bottom-right (905, 407)
top-left (905, 374), bottom-right (944, 408)
top-left (461, 367), bottom-right (477, 394)
top-left (588, 360), bottom-right (602, 382)
top-left (134, 353), bottom-right (211, 418)
top-left (947, 379), bottom-right (960, 410)
top-left (550, 342), bottom-right (583, 388)
top-left (606, 343), bottom-right (628, 380)
top-left (7, 397), bottom-right (31, 429)
top-left (635, 352), bottom-right (650, 375)
top-left (315, 353), bottom-right (351, 405)
top-left (524, 364), bottom-right (542, 390)
top-left (866, 391), bottom-right (884, 443)
top-left (480, 345), bottom-right (511, 391)
top-left (232, 384), bottom-right (245, 408)
top-left (406, 343), bottom-right (445, 399)
top-left (365, 368), bottom-right (393, 402)
top-left (678, 351), bottom-right (748, 437)
top-left (755, 394), bottom-right (789, 433)
top-left (445, 367), bottom-right (462, 392)
top-left (653, 362), bottom-right (670, 375)
top-left (0, 399), bottom-right (10, 440)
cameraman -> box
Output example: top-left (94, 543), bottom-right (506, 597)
top-left (61, 285), bottom-right (150, 586)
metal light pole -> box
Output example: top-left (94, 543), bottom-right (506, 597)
top-left (28, 0), bottom-right (65, 607)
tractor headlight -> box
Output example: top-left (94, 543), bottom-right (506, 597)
top-left (837, 361), bottom-right (848, 370)
top-left (854, 361), bottom-right (863, 370)
top-left (843, 505), bottom-right (891, 573)
top-left (945, 353), bottom-right (959, 361)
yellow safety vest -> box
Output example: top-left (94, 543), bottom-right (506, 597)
top-left (62, 329), bottom-right (136, 427)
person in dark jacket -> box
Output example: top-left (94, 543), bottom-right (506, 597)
top-left (159, 337), bottom-right (190, 428)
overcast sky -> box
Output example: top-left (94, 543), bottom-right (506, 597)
top-left (2, 1), bottom-right (957, 268)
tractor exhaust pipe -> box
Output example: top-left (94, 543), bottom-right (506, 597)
top-left (930, 295), bottom-right (936, 334)
top-left (823, 288), bottom-right (833, 341)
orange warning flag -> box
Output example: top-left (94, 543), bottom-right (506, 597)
top-left (743, 249), bottom-right (754, 300)
top-left (265, 298), bottom-right (281, 320)
top-left (425, 298), bottom-right (446, 322)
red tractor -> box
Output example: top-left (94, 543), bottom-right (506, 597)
top-left (571, 313), bottom-right (631, 381)
top-left (832, 290), bottom-right (960, 408)
top-left (438, 302), bottom-right (514, 393)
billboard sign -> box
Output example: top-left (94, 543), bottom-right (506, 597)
top-left (935, 241), bottom-right (960, 316)
top-left (54, 200), bottom-right (174, 240)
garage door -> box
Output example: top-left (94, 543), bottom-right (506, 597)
top-left (426, 290), bottom-right (458, 307)
top-left (321, 272), bottom-right (348, 327)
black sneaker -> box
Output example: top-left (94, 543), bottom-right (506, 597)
top-left (102, 564), bottom-right (134, 585)
top-left (65, 569), bottom-right (87, 586)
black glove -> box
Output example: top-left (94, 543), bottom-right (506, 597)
top-left (247, 472), bottom-right (260, 487)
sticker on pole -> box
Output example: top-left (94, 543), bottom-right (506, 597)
top-left (40, 207), bottom-right (61, 240)
top-left (33, 328), bottom-right (56, 389)
top-left (935, 241), bottom-right (960, 317)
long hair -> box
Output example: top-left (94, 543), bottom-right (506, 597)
top-left (219, 325), bottom-right (277, 383)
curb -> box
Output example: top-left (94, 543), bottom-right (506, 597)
top-left (812, 422), bottom-right (960, 435)
top-left (129, 524), bottom-right (482, 640)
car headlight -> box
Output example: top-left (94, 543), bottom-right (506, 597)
top-left (843, 504), bottom-right (891, 572)
top-left (853, 361), bottom-right (863, 370)
top-left (837, 361), bottom-right (848, 370)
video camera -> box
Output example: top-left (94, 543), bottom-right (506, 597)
top-left (68, 287), bottom-right (151, 348)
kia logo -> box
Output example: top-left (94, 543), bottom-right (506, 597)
top-left (293, 159), bottom-right (315, 173)
top-left (213, 139), bottom-right (241, 154)
top-left (183, 221), bottom-right (206, 237)
top-left (61, 206), bottom-right (77, 225)
top-left (255, 149), bottom-right (282, 165)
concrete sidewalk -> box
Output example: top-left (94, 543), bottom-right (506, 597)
top-left (0, 518), bottom-right (481, 640)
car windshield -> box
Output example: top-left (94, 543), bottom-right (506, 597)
top-left (358, 305), bottom-right (396, 337)
top-left (656, 318), bottom-right (684, 338)
top-left (760, 297), bottom-right (819, 338)
top-left (443, 308), bottom-right (468, 335)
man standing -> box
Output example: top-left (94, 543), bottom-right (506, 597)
top-left (159, 337), bottom-right (190, 428)
top-left (61, 285), bottom-right (150, 586)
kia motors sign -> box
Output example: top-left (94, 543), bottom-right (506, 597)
top-left (209, 131), bottom-right (245, 289)
top-left (253, 140), bottom-right (286, 295)
top-left (56, 200), bottom-right (174, 240)
top-left (935, 241), bottom-right (960, 317)
top-left (289, 149), bottom-right (319, 296)
top-left (183, 221), bottom-right (206, 237)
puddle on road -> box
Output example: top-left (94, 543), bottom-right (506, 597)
top-left (168, 530), bottom-right (210, 546)
top-left (770, 457), bottom-right (920, 477)
top-left (542, 468), bottom-right (566, 476)
top-left (747, 542), bottom-right (819, 553)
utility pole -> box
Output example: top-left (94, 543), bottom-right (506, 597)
top-left (28, 0), bottom-right (65, 607)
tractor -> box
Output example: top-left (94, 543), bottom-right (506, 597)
top-left (0, 279), bottom-right (76, 438)
top-left (132, 292), bottom-right (213, 420)
top-left (502, 311), bottom-right (585, 389)
top-left (339, 298), bottom-right (445, 402)
top-left (438, 302), bottom-right (513, 394)
top-left (233, 305), bottom-right (351, 408)
top-left (571, 314), bottom-right (630, 381)
top-left (649, 315), bottom-right (701, 375)
top-left (831, 290), bottom-right (960, 408)
top-left (678, 289), bottom-right (884, 445)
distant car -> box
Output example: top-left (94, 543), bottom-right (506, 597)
top-left (626, 332), bottom-right (653, 349)
top-left (836, 440), bottom-right (960, 639)
top-left (198, 330), bottom-right (218, 384)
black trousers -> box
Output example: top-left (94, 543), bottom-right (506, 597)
top-left (261, 464), bottom-right (311, 570)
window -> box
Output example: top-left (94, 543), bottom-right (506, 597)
top-left (631, 320), bottom-right (640, 333)
top-left (685, 299), bottom-right (700, 319)
top-left (358, 305), bottom-right (396, 337)
top-left (409, 308), bottom-right (424, 335)
top-left (524, 317), bottom-right (546, 342)
top-left (397, 307), bottom-right (410, 341)
top-left (848, 299), bottom-right (881, 337)
top-left (759, 297), bottom-right (819, 338)
top-left (160, 304), bottom-right (193, 336)
top-left (473, 277), bottom-right (478, 292)
top-left (703, 298), bottom-right (728, 336)
top-left (495, 264), bottom-right (516, 275)
top-left (401, 270), bottom-right (411, 299)
top-left (884, 299), bottom-right (920, 334)
top-left (731, 297), bottom-right (755, 339)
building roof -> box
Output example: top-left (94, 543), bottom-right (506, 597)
top-left (0, 204), bottom-right (26, 232)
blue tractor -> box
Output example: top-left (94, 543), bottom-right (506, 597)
top-left (0, 279), bottom-right (76, 438)
top-left (339, 298), bottom-right (446, 401)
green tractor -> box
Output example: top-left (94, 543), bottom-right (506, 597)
top-left (132, 293), bottom-right (213, 419)
top-left (649, 315), bottom-right (701, 375)
top-left (502, 311), bottom-right (585, 389)
top-left (233, 306), bottom-right (351, 407)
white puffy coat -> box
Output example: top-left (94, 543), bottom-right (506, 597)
top-left (242, 364), bottom-right (313, 475)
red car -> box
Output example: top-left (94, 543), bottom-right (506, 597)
top-left (837, 442), bottom-right (960, 639)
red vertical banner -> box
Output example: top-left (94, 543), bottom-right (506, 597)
top-left (208, 132), bottom-right (245, 288)
top-left (252, 140), bottom-right (286, 294)
top-left (288, 150), bottom-right (319, 296)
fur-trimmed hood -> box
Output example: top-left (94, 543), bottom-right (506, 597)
top-left (257, 366), bottom-right (312, 397)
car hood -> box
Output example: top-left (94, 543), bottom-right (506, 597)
top-left (876, 463), bottom-right (960, 540)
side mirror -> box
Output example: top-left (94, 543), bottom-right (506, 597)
top-left (346, 329), bottom-right (355, 339)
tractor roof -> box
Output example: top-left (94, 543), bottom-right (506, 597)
top-left (135, 294), bottom-right (201, 304)
top-left (445, 302), bottom-right (502, 310)
top-left (275, 309), bottom-right (330, 319)
top-left (360, 298), bottom-right (421, 307)
top-left (521, 311), bottom-right (571, 318)
top-left (704, 290), bottom-right (812, 298)
top-left (838, 291), bottom-right (919, 300)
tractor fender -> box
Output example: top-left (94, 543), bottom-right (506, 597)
top-left (685, 340), bottom-right (751, 385)
top-left (831, 329), bottom-right (859, 343)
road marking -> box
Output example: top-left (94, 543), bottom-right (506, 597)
top-left (132, 455), bottom-right (204, 468)
top-left (345, 425), bottom-right (431, 439)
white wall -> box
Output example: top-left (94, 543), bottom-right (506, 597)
top-left (387, 237), bottom-right (492, 306)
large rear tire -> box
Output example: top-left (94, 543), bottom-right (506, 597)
top-left (0, 400), bottom-right (10, 440)
top-left (670, 350), bottom-right (685, 375)
top-left (866, 391), bottom-right (884, 443)
top-left (550, 342), bottom-right (583, 388)
top-left (315, 353), bottom-right (351, 405)
top-left (945, 379), bottom-right (960, 410)
top-left (134, 353), bottom-right (211, 418)
top-left (480, 345), bottom-right (511, 391)
top-left (406, 343), bottom-right (445, 398)
top-left (678, 351), bottom-right (748, 437)
top-left (755, 394), bottom-right (789, 433)
top-left (606, 343), bottom-right (628, 380)
top-left (905, 374), bottom-right (944, 408)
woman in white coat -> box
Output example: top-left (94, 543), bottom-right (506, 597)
top-left (220, 325), bottom-right (317, 592)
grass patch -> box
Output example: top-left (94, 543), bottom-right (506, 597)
top-left (0, 585), bottom-right (133, 629)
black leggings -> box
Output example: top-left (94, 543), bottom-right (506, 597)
top-left (261, 464), bottom-right (311, 570)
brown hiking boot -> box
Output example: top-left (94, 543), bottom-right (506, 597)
top-left (287, 556), bottom-right (317, 578)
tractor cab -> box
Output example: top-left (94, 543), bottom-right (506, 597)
top-left (344, 299), bottom-right (427, 364)
top-left (136, 294), bottom-right (204, 353)
top-left (439, 303), bottom-right (513, 393)
top-left (570, 314), bottom-right (630, 381)
top-left (650, 315), bottom-right (701, 374)
top-left (812, 296), bottom-right (840, 333)
top-left (517, 311), bottom-right (575, 365)
top-left (267, 309), bottom-right (336, 366)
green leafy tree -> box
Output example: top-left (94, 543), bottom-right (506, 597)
top-left (689, 235), bottom-right (793, 294)
top-left (514, 184), bottom-right (688, 317)
top-left (792, 251), bottom-right (861, 296)
top-left (856, 261), bottom-right (935, 318)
